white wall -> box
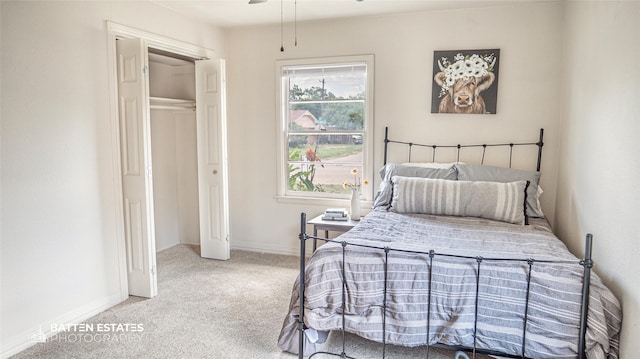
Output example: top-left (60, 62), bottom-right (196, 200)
top-left (150, 110), bottom-right (200, 251)
top-left (3, 0), bottom-right (636, 357)
top-left (555, 1), bottom-right (640, 357)
top-left (0, 1), bottom-right (225, 356)
top-left (226, 2), bottom-right (564, 254)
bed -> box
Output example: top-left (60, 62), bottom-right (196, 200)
top-left (277, 128), bottom-right (622, 359)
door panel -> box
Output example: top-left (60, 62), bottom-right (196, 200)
top-left (116, 38), bottom-right (158, 298)
top-left (196, 59), bottom-right (229, 260)
top-left (121, 98), bottom-right (141, 175)
top-left (124, 199), bottom-right (146, 272)
top-left (206, 105), bottom-right (220, 163)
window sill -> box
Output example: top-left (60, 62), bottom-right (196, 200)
top-left (274, 195), bottom-right (373, 209)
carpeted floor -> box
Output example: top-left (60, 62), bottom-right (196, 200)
top-left (12, 244), bottom-right (477, 359)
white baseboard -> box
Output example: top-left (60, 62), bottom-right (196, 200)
top-left (1, 294), bottom-right (124, 359)
top-left (231, 239), bottom-right (305, 257)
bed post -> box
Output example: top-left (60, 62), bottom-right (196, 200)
top-left (536, 128), bottom-right (544, 172)
top-left (298, 213), bottom-right (307, 359)
top-left (578, 233), bottom-right (593, 359)
top-left (383, 126), bottom-right (389, 165)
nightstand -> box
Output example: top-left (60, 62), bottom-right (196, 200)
top-left (307, 214), bottom-right (359, 251)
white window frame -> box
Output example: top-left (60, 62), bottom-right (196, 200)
top-left (275, 55), bottom-right (374, 205)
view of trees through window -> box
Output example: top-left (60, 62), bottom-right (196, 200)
top-left (285, 63), bottom-right (367, 196)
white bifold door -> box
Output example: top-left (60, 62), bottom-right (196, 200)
top-left (116, 38), bottom-right (229, 298)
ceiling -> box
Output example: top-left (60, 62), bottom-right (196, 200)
top-left (150, 0), bottom-right (533, 28)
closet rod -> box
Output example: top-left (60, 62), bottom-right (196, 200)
top-left (149, 97), bottom-right (196, 111)
top-left (150, 105), bottom-right (196, 111)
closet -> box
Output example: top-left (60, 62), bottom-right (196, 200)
top-left (148, 51), bottom-right (199, 252)
top-left (114, 34), bottom-right (229, 299)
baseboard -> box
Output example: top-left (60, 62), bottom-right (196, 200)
top-left (1, 293), bottom-right (124, 359)
top-left (231, 239), bottom-right (304, 257)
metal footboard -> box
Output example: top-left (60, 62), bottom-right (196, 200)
top-left (297, 212), bottom-right (592, 359)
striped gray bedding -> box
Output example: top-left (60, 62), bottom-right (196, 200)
top-left (277, 210), bottom-right (622, 359)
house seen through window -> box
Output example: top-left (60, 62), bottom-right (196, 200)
top-left (277, 55), bottom-right (374, 201)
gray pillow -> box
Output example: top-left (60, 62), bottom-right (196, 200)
top-left (455, 164), bottom-right (544, 218)
top-left (391, 176), bottom-right (529, 225)
top-left (372, 163), bottom-right (457, 209)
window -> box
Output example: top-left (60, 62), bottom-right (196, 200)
top-left (276, 55), bottom-right (374, 203)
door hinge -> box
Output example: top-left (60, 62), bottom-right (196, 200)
top-left (151, 265), bottom-right (157, 275)
top-left (142, 65), bottom-right (148, 76)
top-left (226, 234), bottom-right (230, 242)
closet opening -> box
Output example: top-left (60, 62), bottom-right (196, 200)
top-left (147, 50), bottom-right (200, 253)
top-left (111, 24), bottom-right (230, 298)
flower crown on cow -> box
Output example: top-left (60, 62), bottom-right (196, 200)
top-left (437, 53), bottom-right (497, 98)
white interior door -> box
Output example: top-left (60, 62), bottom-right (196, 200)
top-left (116, 38), bottom-right (158, 298)
top-left (195, 59), bottom-right (230, 260)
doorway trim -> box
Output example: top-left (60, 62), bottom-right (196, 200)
top-left (105, 21), bottom-right (217, 299)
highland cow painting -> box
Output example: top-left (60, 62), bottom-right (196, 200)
top-left (431, 49), bottom-right (500, 114)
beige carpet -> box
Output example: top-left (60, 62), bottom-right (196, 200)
top-left (12, 244), bottom-right (477, 359)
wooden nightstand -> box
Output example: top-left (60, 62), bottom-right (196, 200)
top-left (307, 214), bottom-right (359, 251)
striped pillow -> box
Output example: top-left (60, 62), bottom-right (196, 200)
top-left (390, 176), bottom-right (529, 224)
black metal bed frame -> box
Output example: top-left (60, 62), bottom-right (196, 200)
top-left (297, 219), bottom-right (593, 359)
top-left (382, 126), bottom-right (545, 171)
top-left (296, 128), bottom-right (593, 359)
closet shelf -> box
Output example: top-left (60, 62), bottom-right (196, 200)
top-left (150, 97), bottom-right (196, 110)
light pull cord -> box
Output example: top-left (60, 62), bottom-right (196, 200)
top-left (280, 0), bottom-right (284, 52)
top-left (279, 0), bottom-right (299, 51)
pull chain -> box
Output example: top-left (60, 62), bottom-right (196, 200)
top-left (280, 0), bottom-right (284, 52)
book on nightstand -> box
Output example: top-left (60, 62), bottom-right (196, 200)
top-left (322, 208), bottom-right (348, 221)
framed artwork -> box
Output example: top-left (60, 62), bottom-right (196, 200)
top-left (431, 49), bottom-right (500, 114)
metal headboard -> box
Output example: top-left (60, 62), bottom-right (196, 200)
top-left (382, 127), bottom-right (544, 172)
